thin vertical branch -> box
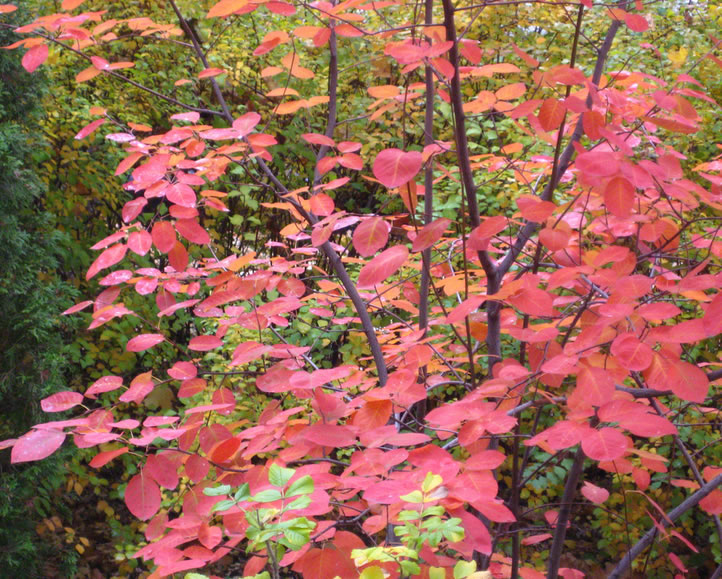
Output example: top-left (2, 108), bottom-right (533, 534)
top-left (441, 0), bottom-right (501, 372)
top-left (546, 447), bottom-right (586, 579)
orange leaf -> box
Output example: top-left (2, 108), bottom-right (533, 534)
top-left (207, 0), bottom-right (248, 18)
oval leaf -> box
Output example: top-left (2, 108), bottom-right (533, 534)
top-left (372, 148), bottom-right (423, 188)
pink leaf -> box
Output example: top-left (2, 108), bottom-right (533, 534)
top-left (126, 333), bottom-right (165, 352)
top-left (41, 391), bottom-right (83, 413)
top-left (372, 148), bottom-right (423, 188)
top-left (353, 217), bottom-right (389, 257)
top-left (125, 472), bottom-right (161, 521)
top-left (22, 43), bottom-right (48, 73)
top-left (581, 481), bottom-right (609, 504)
top-left (11, 429), bottom-right (65, 463)
top-left (357, 245), bottom-right (409, 288)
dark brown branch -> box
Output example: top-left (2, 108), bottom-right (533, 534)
top-left (547, 446), bottom-right (586, 578)
top-left (441, 0), bottom-right (501, 371)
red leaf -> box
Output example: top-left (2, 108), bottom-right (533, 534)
top-left (411, 218), bottom-right (451, 253)
top-left (357, 245), bottom-right (409, 288)
top-left (310, 193), bottom-right (335, 216)
top-left (62, 300), bottom-right (93, 315)
top-left (126, 333), bottom-right (165, 352)
top-left (508, 287), bottom-right (554, 318)
top-left (89, 447), bottom-right (129, 468)
top-left (151, 221), bottom-right (176, 253)
top-left (468, 216), bottom-right (507, 250)
top-left (517, 196), bottom-right (555, 222)
top-left (353, 217), bottom-right (389, 257)
top-left (576, 151), bottom-right (619, 177)
top-left (41, 391), bottom-right (83, 413)
top-left (145, 454), bottom-right (179, 490)
top-left (582, 428), bottom-right (629, 461)
top-left (86, 243), bottom-right (127, 280)
top-left (670, 360), bottom-right (709, 403)
top-left (625, 13), bottom-right (649, 32)
top-left (610, 333), bottom-right (653, 371)
top-left (128, 230), bottom-right (152, 256)
top-left (372, 148), bottom-right (423, 188)
top-left (22, 43), bottom-right (48, 73)
top-left (303, 423), bottom-right (356, 448)
top-left (703, 293), bottom-right (722, 336)
top-left (538, 98), bottom-right (566, 131)
top-left (303, 132), bottom-right (335, 146)
top-left (570, 366), bottom-right (615, 408)
top-left (184, 455), bottom-right (210, 483)
top-left (125, 472), bottom-right (161, 520)
top-left (75, 118), bottom-right (106, 140)
top-left (175, 218), bottom-right (211, 245)
top-left (604, 176), bottom-right (635, 218)
top-left (11, 429), bottom-right (65, 463)
top-left (232, 111), bottom-right (262, 136)
top-left (188, 335), bottom-right (223, 351)
top-left (122, 198), bottom-right (147, 223)
top-left (198, 524), bottom-right (223, 550)
top-left (165, 183), bottom-right (197, 208)
top-left (581, 481), bottom-right (609, 504)
top-left (86, 375), bottom-right (123, 398)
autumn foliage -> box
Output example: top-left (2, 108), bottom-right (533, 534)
top-left (2, 0), bottom-right (722, 577)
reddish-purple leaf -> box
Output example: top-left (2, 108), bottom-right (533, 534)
top-left (303, 423), bottom-right (356, 448)
top-left (145, 454), bottom-right (179, 490)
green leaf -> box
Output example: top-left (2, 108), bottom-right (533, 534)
top-left (269, 463), bottom-right (295, 487)
top-left (286, 474), bottom-right (314, 497)
top-left (286, 494), bottom-right (311, 510)
top-left (454, 560), bottom-right (477, 579)
top-left (252, 488), bottom-right (283, 503)
top-left (211, 499), bottom-right (236, 513)
top-left (233, 482), bottom-right (251, 502)
top-left (359, 566), bottom-right (386, 579)
top-left (421, 472), bottom-right (443, 494)
top-left (399, 490), bottom-right (424, 503)
top-left (203, 484), bottom-right (231, 496)
top-left (429, 568), bottom-right (446, 579)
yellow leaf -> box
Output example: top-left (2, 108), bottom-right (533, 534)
top-left (668, 46), bottom-right (688, 68)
